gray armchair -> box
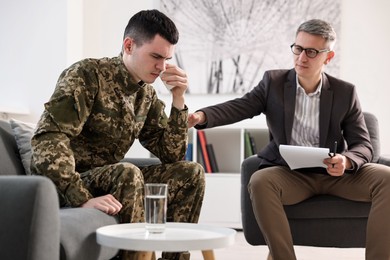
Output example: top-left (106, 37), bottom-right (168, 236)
top-left (0, 119), bottom-right (161, 260)
top-left (241, 112), bottom-right (390, 247)
top-left (0, 176), bottom-right (60, 260)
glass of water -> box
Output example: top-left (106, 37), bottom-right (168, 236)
top-left (144, 183), bottom-right (168, 233)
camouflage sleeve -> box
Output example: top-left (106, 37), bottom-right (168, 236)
top-left (30, 62), bottom-right (97, 207)
top-left (139, 97), bottom-right (189, 163)
top-left (31, 131), bottom-right (93, 206)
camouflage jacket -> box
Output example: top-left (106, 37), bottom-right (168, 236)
top-left (30, 55), bottom-right (188, 206)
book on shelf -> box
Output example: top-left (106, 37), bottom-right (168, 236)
top-left (184, 143), bottom-right (193, 161)
top-left (206, 143), bottom-right (219, 173)
top-left (197, 145), bottom-right (205, 169)
top-left (249, 132), bottom-right (258, 155)
top-left (197, 130), bottom-right (213, 173)
top-left (244, 130), bottom-right (258, 157)
top-left (244, 130), bottom-right (253, 158)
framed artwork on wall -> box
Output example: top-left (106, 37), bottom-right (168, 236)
top-left (158, 0), bottom-right (341, 95)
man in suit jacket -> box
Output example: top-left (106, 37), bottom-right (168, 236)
top-left (188, 19), bottom-right (390, 260)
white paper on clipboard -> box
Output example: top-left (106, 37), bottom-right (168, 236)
top-left (279, 145), bottom-right (330, 170)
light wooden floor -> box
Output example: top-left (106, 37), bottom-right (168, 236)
top-left (159, 231), bottom-right (365, 260)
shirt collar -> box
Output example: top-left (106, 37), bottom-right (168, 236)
top-left (295, 75), bottom-right (323, 97)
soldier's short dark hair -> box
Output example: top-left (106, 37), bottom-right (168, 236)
top-left (123, 9), bottom-right (179, 46)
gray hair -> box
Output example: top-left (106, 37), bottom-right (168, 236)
top-left (296, 19), bottom-right (337, 50)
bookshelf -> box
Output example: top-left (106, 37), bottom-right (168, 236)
top-left (125, 118), bottom-right (269, 229)
top-left (188, 125), bottom-right (269, 229)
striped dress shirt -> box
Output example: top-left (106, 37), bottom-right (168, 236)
top-left (290, 76), bottom-right (322, 147)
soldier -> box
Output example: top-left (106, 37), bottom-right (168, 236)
top-left (31, 9), bottom-right (205, 260)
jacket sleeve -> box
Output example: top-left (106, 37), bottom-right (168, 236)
top-left (339, 87), bottom-right (373, 173)
top-left (138, 96), bottom-right (189, 163)
top-left (195, 72), bottom-right (269, 129)
top-left (31, 64), bottom-right (97, 207)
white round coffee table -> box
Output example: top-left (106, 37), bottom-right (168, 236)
top-left (96, 222), bottom-right (236, 260)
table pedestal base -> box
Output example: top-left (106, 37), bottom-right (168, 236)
top-left (201, 250), bottom-right (215, 260)
top-left (136, 251), bottom-right (155, 260)
top-left (136, 250), bottom-right (215, 260)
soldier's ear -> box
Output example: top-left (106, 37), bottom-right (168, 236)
top-left (123, 37), bottom-right (134, 54)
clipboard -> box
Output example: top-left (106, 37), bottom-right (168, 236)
top-left (279, 145), bottom-right (330, 170)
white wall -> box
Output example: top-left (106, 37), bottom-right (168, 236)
top-left (68, 0), bottom-right (160, 64)
top-left (0, 0), bottom-right (67, 122)
top-left (1, 0), bottom-right (389, 154)
top-left (340, 0), bottom-right (390, 155)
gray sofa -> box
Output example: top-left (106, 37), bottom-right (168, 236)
top-left (241, 112), bottom-right (390, 248)
top-left (0, 119), bottom-right (160, 260)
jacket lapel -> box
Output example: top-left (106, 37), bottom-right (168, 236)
top-left (319, 73), bottom-right (333, 147)
top-left (284, 70), bottom-right (297, 144)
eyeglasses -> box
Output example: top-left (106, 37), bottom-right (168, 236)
top-left (290, 43), bottom-right (330, 58)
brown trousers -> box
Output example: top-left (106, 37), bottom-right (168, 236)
top-left (248, 163), bottom-right (390, 260)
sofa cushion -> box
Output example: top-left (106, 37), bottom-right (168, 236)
top-left (0, 120), bottom-right (26, 176)
top-left (9, 119), bottom-right (36, 175)
top-left (59, 208), bottom-right (119, 260)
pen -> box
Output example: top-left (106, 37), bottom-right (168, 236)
top-left (328, 141), bottom-right (337, 158)
top-left (331, 141), bottom-right (337, 168)
top-left (332, 141), bottom-right (337, 157)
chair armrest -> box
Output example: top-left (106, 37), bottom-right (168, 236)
top-left (240, 155), bottom-right (265, 245)
top-left (378, 155), bottom-right (390, 167)
top-left (0, 176), bottom-right (60, 260)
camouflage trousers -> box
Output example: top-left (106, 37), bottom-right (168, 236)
top-left (81, 160), bottom-right (205, 223)
top-left (81, 160), bottom-right (206, 260)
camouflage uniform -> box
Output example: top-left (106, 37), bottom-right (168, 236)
top-left (30, 55), bottom-right (205, 259)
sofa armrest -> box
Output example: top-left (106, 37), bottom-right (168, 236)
top-left (378, 155), bottom-right (390, 167)
top-left (0, 176), bottom-right (60, 260)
